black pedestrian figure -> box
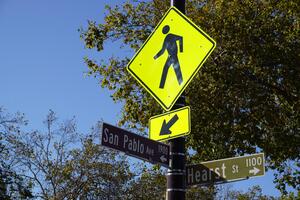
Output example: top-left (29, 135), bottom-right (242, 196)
top-left (154, 25), bottom-right (183, 89)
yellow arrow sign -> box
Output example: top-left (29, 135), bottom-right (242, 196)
top-left (149, 106), bottom-right (191, 141)
top-left (127, 7), bottom-right (216, 111)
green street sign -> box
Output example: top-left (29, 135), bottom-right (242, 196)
top-left (186, 153), bottom-right (265, 186)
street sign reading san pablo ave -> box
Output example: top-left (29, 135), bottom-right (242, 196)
top-left (100, 122), bottom-right (170, 167)
top-left (127, 7), bottom-right (216, 111)
top-left (149, 106), bottom-right (190, 141)
top-left (186, 153), bottom-right (265, 186)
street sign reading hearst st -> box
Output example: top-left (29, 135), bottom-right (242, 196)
top-left (186, 153), bottom-right (265, 186)
top-left (100, 122), bottom-right (170, 168)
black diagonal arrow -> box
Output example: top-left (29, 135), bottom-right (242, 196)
top-left (160, 114), bottom-right (179, 135)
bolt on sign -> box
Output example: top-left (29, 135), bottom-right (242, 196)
top-left (149, 106), bottom-right (190, 141)
top-left (100, 122), bottom-right (170, 168)
top-left (127, 6), bottom-right (216, 111)
top-left (186, 153), bottom-right (265, 186)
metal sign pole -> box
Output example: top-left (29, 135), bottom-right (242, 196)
top-left (169, 0), bottom-right (187, 191)
top-left (166, 1), bottom-right (186, 199)
top-left (167, 97), bottom-right (186, 200)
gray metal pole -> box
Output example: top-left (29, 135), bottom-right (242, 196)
top-left (166, 97), bottom-right (186, 200)
top-left (166, 1), bottom-right (186, 199)
top-left (171, 0), bottom-right (185, 13)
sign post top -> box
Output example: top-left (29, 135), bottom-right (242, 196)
top-left (127, 7), bottom-right (216, 111)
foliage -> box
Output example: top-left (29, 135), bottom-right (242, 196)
top-left (9, 110), bottom-right (79, 199)
top-left (0, 107), bottom-right (33, 199)
top-left (54, 131), bottom-right (135, 199)
top-left (127, 167), bottom-right (220, 199)
top-left (126, 168), bottom-right (166, 199)
top-left (11, 110), bottom-right (135, 199)
top-left (2, 108), bottom-right (298, 199)
top-left (279, 191), bottom-right (300, 200)
top-left (216, 185), bottom-right (300, 200)
top-left (80, 0), bottom-right (300, 194)
top-left (186, 185), bottom-right (216, 200)
top-left (225, 185), bottom-right (276, 200)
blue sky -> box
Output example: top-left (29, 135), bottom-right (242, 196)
top-left (0, 0), bottom-right (122, 131)
top-left (0, 0), bottom-right (282, 197)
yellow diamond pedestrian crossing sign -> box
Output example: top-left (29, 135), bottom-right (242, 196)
top-left (127, 7), bottom-right (216, 111)
top-left (149, 106), bottom-right (191, 141)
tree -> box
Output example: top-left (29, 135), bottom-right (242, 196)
top-left (127, 168), bottom-right (166, 199)
top-left (279, 191), bottom-right (300, 200)
top-left (127, 167), bottom-right (218, 200)
top-left (0, 107), bottom-right (33, 199)
top-left (225, 185), bottom-right (276, 200)
top-left (11, 110), bottom-right (216, 199)
top-left (186, 185), bottom-right (216, 200)
top-left (10, 110), bottom-right (79, 199)
top-left (52, 127), bottom-right (135, 200)
top-left (12, 110), bottom-right (135, 199)
top-left (80, 0), bottom-right (300, 194)
top-left (217, 185), bottom-right (299, 200)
